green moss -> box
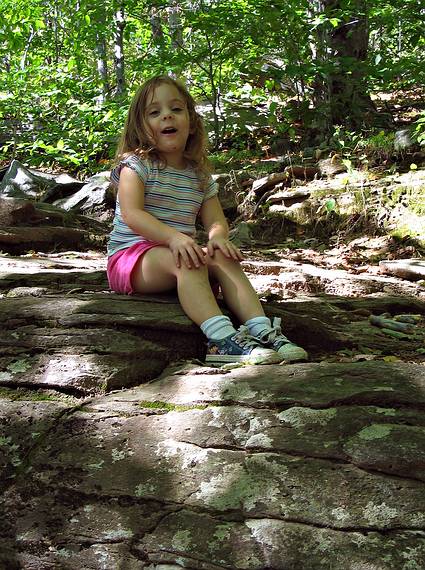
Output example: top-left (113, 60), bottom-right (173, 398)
top-left (0, 387), bottom-right (58, 402)
top-left (7, 358), bottom-right (33, 373)
top-left (278, 407), bottom-right (337, 428)
top-left (358, 424), bottom-right (393, 440)
top-left (171, 529), bottom-right (192, 551)
top-left (138, 400), bottom-right (207, 412)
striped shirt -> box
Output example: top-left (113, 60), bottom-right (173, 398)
top-left (107, 155), bottom-right (218, 256)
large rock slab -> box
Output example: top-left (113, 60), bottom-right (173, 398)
top-left (379, 259), bottom-right (425, 281)
top-left (1, 254), bottom-right (424, 395)
top-left (1, 361), bottom-right (425, 568)
top-left (0, 294), bottom-right (206, 394)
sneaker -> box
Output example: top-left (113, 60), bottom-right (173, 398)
top-left (206, 326), bottom-right (283, 365)
top-left (260, 317), bottom-right (308, 362)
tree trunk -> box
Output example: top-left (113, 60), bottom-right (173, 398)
top-left (149, 6), bottom-right (164, 40)
top-left (96, 32), bottom-right (110, 103)
top-left (311, 0), bottom-right (376, 132)
top-left (168, 1), bottom-right (183, 49)
top-left (113, 5), bottom-right (126, 97)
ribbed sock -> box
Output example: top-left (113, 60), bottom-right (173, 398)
top-left (245, 316), bottom-right (272, 338)
top-left (200, 315), bottom-right (236, 341)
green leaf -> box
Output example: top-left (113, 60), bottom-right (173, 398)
top-left (383, 355), bottom-right (400, 362)
top-left (56, 139), bottom-right (65, 150)
top-left (85, 14), bottom-right (91, 25)
top-left (67, 58), bottom-right (76, 71)
top-left (101, 110), bottom-right (113, 123)
top-left (325, 198), bottom-right (336, 212)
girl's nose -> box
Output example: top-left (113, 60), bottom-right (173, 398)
top-left (162, 110), bottom-right (173, 119)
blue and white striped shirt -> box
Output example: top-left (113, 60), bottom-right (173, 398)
top-left (107, 155), bottom-right (218, 256)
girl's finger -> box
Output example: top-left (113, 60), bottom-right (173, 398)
top-left (174, 251), bottom-right (181, 268)
top-left (234, 247), bottom-right (244, 261)
top-left (189, 246), bottom-right (202, 266)
top-left (196, 246), bottom-right (207, 263)
top-left (179, 249), bottom-right (192, 269)
top-left (221, 242), bottom-right (234, 258)
top-left (227, 244), bottom-right (243, 261)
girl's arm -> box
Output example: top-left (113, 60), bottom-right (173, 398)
top-left (200, 195), bottom-right (243, 261)
top-left (118, 166), bottom-right (206, 268)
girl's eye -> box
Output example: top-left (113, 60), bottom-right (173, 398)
top-left (173, 107), bottom-right (183, 112)
top-left (149, 110), bottom-right (159, 116)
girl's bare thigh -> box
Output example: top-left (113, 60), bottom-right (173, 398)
top-left (131, 246), bottom-right (178, 293)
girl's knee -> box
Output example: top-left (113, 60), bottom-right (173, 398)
top-left (177, 262), bottom-right (209, 278)
top-left (207, 250), bottom-right (242, 271)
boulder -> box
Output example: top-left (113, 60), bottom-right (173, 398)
top-left (0, 197), bottom-right (47, 226)
top-left (0, 225), bottom-right (97, 252)
top-left (394, 128), bottom-right (415, 151)
top-left (0, 162), bottom-right (114, 252)
top-left (269, 199), bottom-right (314, 225)
top-left (53, 171), bottom-right (115, 220)
top-left (229, 221), bottom-right (253, 246)
top-left (318, 157), bottom-right (347, 177)
top-left (0, 159), bottom-right (83, 200)
top-left (212, 173), bottom-right (238, 214)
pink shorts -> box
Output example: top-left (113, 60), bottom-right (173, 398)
top-left (107, 241), bottom-right (221, 297)
top-left (107, 241), bottom-right (161, 294)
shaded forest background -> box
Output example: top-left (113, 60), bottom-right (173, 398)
top-left (0, 0), bottom-right (424, 175)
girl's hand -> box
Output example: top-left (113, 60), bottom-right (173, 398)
top-left (167, 233), bottom-right (206, 269)
top-left (206, 237), bottom-right (244, 261)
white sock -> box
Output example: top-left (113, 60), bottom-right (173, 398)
top-left (245, 316), bottom-right (272, 338)
top-left (200, 315), bottom-right (236, 341)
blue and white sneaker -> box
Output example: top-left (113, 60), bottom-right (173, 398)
top-left (206, 326), bottom-right (283, 365)
top-left (260, 317), bottom-right (308, 362)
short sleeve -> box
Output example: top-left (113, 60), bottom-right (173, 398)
top-left (203, 176), bottom-right (219, 202)
top-left (110, 155), bottom-right (150, 187)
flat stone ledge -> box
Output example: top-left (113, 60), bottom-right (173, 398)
top-left (0, 294), bottom-right (206, 395)
top-left (1, 360), bottom-right (425, 568)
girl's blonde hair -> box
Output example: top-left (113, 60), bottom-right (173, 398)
top-left (115, 75), bottom-right (211, 183)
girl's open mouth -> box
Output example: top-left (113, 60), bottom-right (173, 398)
top-left (162, 127), bottom-right (177, 134)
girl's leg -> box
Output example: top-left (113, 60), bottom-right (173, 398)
top-left (206, 251), bottom-right (308, 362)
top-left (132, 246), bottom-right (283, 364)
top-left (131, 246), bottom-right (223, 325)
top-left (206, 250), bottom-right (266, 322)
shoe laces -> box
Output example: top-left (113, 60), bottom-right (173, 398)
top-left (262, 317), bottom-right (290, 345)
top-left (232, 326), bottom-right (262, 349)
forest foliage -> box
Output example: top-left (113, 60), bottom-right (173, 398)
top-left (0, 0), bottom-right (424, 174)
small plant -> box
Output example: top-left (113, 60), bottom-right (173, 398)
top-left (330, 127), bottom-right (396, 168)
top-left (413, 111), bottom-right (425, 146)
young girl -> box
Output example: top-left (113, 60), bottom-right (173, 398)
top-left (107, 75), bottom-right (308, 365)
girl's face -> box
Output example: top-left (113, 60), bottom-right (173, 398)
top-left (144, 82), bottom-right (191, 168)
